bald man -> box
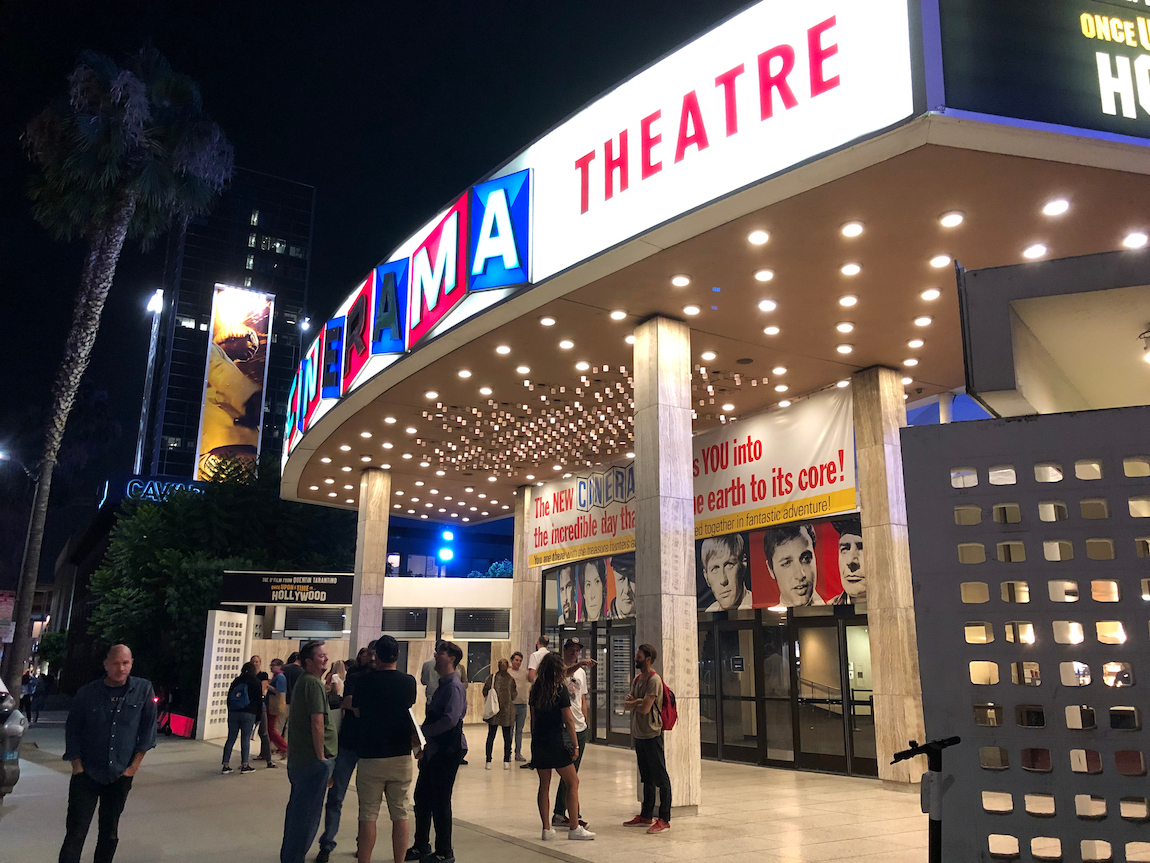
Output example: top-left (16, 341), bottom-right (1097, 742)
top-left (60, 645), bottom-right (156, 863)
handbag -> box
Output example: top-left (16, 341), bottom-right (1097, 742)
top-left (482, 677), bottom-right (500, 721)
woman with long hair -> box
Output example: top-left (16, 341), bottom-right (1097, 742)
top-left (483, 658), bottom-right (517, 769)
top-left (529, 652), bottom-right (595, 841)
top-left (222, 661), bottom-right (263, 774)
top-left (325, 659), bottom-right (346, 735)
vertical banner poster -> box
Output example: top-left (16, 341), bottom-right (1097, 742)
top-left (195, 285), bottom-right (275, 481)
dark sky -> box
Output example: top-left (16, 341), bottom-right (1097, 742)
top-left (0, 1), bottom-right (747, 586)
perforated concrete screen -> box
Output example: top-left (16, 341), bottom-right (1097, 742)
top-left (903, 405), bottom-right (1150, 862)
top-left (195, 610), bottom-right (248, 741)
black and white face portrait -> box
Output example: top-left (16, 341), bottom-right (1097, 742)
top-left (558, 565), bottom-right (579, 623)
top-left (837, 530), bottom-right (865, 600)
top-left (765, 524), bottom-right (818, 607)
top-left (699, 534), bottom-right (749, 610)
top-left (582, 561), bottom-right (606, 622)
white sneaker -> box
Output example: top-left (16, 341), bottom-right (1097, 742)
top-left (542, 828), bottom-right (558, 841)
top-left (568, 825), bottom-right (596, 841)
top-left (485, 762), bottom-right (492, 770)
top-left (503, 761), bottom-right (510, 770)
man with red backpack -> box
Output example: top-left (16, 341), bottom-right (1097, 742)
top-left (622, 643), bottom-right (673, 835)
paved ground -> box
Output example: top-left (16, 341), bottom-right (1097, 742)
top-left (3, 716), bottom-right (927, 863)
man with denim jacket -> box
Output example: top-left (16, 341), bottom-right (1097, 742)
top-left (60, 644), bottom-right (156, 863)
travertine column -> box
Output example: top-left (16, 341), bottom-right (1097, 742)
top-left (852, 366), bottom-right (927, 786)
top-left (351, 468), bottom-right (391, 652)
top-left (633, 316), bottom-right (700, 813)
top-left (509, 485), bottom-right (543, 659)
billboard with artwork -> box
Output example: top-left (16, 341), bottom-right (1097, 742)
top-left (194, 285), bottom-right (275, 481)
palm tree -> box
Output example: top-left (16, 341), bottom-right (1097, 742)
top-left (1, 49), bottom-right (234, 696)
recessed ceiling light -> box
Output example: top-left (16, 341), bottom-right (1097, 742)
top-left (525, 474), bottom-right (535, 480)
top-left (424, 391), bottom-right (438, 399)
top-left (339, 444), bottom-right (351, 452)
top-left (774, 384), bottom-right (788, 393)
top-left (1123, 231), bottom-right (1148, 249)
top-left (1042, 199), bottom-right (1069, 216)
top-left (764, 326), bottom-right (780, 335)
top-left (758, 299), bottom-right (778, 312)
top-left (930, 254), bottom-right (952, 268)
top-left (559, 339), bottom-right (574, 349)
top-left (341, 465), bottom-right (352, 472)
top-left (610, 310), bottom-right (627, 320)
top-left (324, 477), bottom-right (335, 484)
top-left (435, 470), bottom-right (445, 476)
top-left (419, 461), bottom-right (430, 468)
top-left (393, 503), bottom-right (401, 509)
top-left (914, 316), bottom-right (932, 327)
top-left (552, 464), bottom-right (562, 471)
top-left (384, 416), bottom-right (396, 424)
top-left (360, 455), bottom-right (371, 463)
top-left (536, 482), bottom-right (544, 486)
top-left (778, 399), bottom-right (791, 407)
top-left (921, 288), bottom-right (941, 301)
top-left (625, 452), bottom-right (634, 459)
top-left (908, 339), bottom-right (924, 348)
top-left (683, 305), bottom-right (700, 316)
top-left (495, 345), bottom-right (511, 354)
top-left (772, 366), bottom-right (787, 375)
top-left (457, 369), bottom-right (472, 378)
top-left (402, 453), bottom-right (413, 459)
top-left (753, 269), bottom-right (774, 282)
top-left (836, 322), bottom-right (854, 333)
top-left (405, 427), bottom-right (417, 434)
top-left (465, 486), bottom-right (474, 492)
top-left (701, 351), bottom-right (717, 361)
top-left (841, 221), bottom-right (864, 237)
top-left (840, 263), bottom-right (861, 276)
top-left (488, 476), bottom-right (497, 482)
top-left (625, 334), bottom-right (635, 345)
top-left (903, 358), bottom-right (919, 367)
top-left (380, 463), bottom-right (391, 469)
top-left (575, 361), bottom-right (590, 371)
top-left (320, 457), bottom-right (332, 464)
top-left (360, 431), bottom-right (372, 438)
top-left (939, 211), bottom-right (964, 228)
top-left (502, 505), bottom-right (509, 510)
top-left (836, 344), bottom-right (853, 354)
top-left (516, 365), bottom-right (530, 374)
top-left (382, 442), bottom-right (393, 449)
top-left (309, 485), bottom-right (319, 491)
top-left (748, 230), bottom-right (769, 245)
top-left (836, 380), bottom-right (849, 388)
top-left (671, 274), bottom-right (691, 287)
top-left (540, 316), bottom-right (556, 326)
top-left (328, 492), bottom-right (337, 498)
top-left (1022, 243), bottom-right (1047, 259)
top-left (902, 376), bottom-right (913, 385)
top-left (839, 295), bottom-right (858, 307)
top-left (721, 403), bottom-right (735, 411)
top-left (479, 386), bottom-right (492, 396)
top-left (344, 484), bottom-right (353, 490)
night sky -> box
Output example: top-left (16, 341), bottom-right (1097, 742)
top-left (0, 1), bottom-right (747, 587)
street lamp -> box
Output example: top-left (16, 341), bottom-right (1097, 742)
top-left (134, 289), bottom-right (164, 475)
top-left (0, 451), bottom-right (36, 480)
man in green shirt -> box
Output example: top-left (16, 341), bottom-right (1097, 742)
top-left (622, 643), bottom-right (671, 834)
top-left (280, 640), bottom-right (337, 863)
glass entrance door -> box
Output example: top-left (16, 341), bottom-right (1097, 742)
top-left (698, 621), bottom-right (763, 763)
top-left (793, 615), bottom-right (876, 775)
top-left (601, 622), bottom-right (633, 747)
top-left (794, 621), bottom-right (847, 772)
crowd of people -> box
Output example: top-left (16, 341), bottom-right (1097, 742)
top-left (52, 633), bottom-right (678, 863)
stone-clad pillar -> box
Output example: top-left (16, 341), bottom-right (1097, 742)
top-left (633, 316), bottom-right (700, 813)
top-left (351, 468), bottom-right (391, 652)
top-left (509, 485), bottom-right (543, 659)
top-left (852, 366), bottom-right (927, 786)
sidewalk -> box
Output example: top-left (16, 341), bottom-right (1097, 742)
top-left (3, 721), bottom-right (927, 862)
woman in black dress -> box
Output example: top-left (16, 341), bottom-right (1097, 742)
top-left (530, 652), bottom-right (595, 841)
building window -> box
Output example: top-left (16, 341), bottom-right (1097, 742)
top-left (244, 276), bottom-right (252, 287)
top-left (250, 209), bottom-right (259, 226)
top-left (177, 315), bottom-right (196, 329)
top-left (289, 245), bottom-right (307, 259)
top-left (260, 236), bottom-right (272, 250)
top-left (274, 238), bottom-right (287, 254)
top-left (246, 254), bottom-right (254, 270)
top-left (248, 232), bottom-right (256, 248)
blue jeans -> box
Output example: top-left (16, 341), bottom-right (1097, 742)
top-left (280, 758), bottom-right (335, 863)
top-left (318, 746), bottom-right (359, 852)
top-left (223, 711), bottom-right (256, 765)
top-left (513, 703), bottom-right (527, 756)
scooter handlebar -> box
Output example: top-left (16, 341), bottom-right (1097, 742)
top-left (892, 736), bottom-right (961, 764)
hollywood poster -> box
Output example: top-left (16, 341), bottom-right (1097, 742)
top-left (194, 285), bottom-right (275, 481)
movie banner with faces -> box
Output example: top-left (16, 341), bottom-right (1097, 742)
top-left (552, 552), bottom-right (636, 624)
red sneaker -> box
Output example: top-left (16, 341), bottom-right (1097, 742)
top-left (646, 819), bottom-right (671, 835)
top-left (623, 815), bottom-right (653, 827)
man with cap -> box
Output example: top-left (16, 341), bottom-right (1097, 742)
top-left (551, 638), bottom-right (590, 829)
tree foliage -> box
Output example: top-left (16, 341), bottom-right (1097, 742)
top-left (88, 458), bottom-right (355, 707)
top-left (35, 630), bottom-right (69, 669)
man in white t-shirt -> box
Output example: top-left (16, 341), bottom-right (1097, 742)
top-left (526, 636), bottom-right (550, 683)
top-left (552, 638), bottom-right (590, 828)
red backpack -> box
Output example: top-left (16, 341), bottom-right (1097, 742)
top-left (658, 678), bottom-right (678, 732)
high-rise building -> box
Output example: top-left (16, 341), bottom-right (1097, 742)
top-left (142, 167), bottom-right (315, 478)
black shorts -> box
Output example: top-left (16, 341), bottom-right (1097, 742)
top-left (531, 738), bottom-right (573, 770)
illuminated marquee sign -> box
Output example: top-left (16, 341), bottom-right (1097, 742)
top-left (284, 169), bottom-right (532, 456)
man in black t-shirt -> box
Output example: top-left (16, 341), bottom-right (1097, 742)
top-left (317, 646), bottom-right (373, 861)
top-left (351, 636), bottom-right (417, 863)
